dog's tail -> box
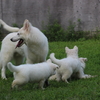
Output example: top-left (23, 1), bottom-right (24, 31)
top-left (50, 53), bottom-right (62, 66)
top-left (7, 62), bottom-right (19, 73)
top-left (0, 19), bottom-right (19, 32)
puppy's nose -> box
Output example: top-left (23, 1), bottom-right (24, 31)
top-left (10, 38), bottom-right (13, 41)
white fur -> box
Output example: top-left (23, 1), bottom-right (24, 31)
top-left (49, 57), bottom-right (87, 80)
top-left (79, 57), bottom-right (87, 69)
top-left (0, 19), bottom-right (48, 79)
top-left (0, 32), bottom-right (26, 79)
top-left (0, 19), bottom-right (19, 32)
top-left (7, 60), bottom-right (59, 89)
top-left (49, 46), bottom-right (94, 83)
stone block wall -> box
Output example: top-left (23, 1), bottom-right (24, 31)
top-left (0, 0), bottom-right (100, 31)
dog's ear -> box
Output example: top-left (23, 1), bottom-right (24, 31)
top-left (53, 64), bottom-right (59, 70)
top-left (65, 47), bottom-right (69, 53)
top-left (23, 19), bottom-right (31, 32)
top-left (73, 46), bottom-right (78, 52)
top-left (56, 65), bottom-right (59, 69)
top-left (73, 46), bottom-right (78, 50)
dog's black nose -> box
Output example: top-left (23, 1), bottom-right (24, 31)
top-left (10, 38), bottom-right (13, 41)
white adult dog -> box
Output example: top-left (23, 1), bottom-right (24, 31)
top-left (0, 19), bottom-right (19, 32)
top-left (0, 19), bottom-right (48, 79)
top-left (49, 46), bottom-right (94, 83)
top-left (7, 59), bottom-right (59, 90)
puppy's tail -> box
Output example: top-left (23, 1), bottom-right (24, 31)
top-left (50, 53), bottom-right (61, 66)
top-left (7, 62), bottom-right (19, 73)
top-left (0, 19), bottom-right (19, 32)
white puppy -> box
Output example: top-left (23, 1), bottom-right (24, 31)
top-left (0, 19), bottom-right (48, 79)
top-left (70, 57), bottom-right (88, 79)
top-left (49, 57), bottom-right (88, 80)
top-left (50, 46), bottom-right (94, 83)
top-left (7, 59), bottom-right (59, 90)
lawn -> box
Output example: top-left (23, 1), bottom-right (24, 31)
top-left (0, 40), bottom-right (100, 100)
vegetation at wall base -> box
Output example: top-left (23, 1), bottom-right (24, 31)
top-left (1, 19), bottom-right (100, 41)
top-left (42, 20), bottom-right (100, 42)
top-left (42, 20), bottom-right (66, 41)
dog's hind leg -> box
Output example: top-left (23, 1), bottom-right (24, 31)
top-left (1, 63), bottom-right (7, 80)
top-left (77, 68), bottom-right (94, 79)
top-left (12, 79), bottom-right (26, 89)
top-left (1, 56), bottom-right (13, 79)
top-left (62, 74), bottom-right (70, 83)
top-left (79, 74), bottom-right (96, 79)
top-left (61, 71), bottom-right (72, 83)
top-left (1, 52), bottom-right (14, 79)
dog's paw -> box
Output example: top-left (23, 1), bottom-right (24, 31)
top-left (2, 77), bottom-right (7, 80)
top-left (92, 75), bottom-right (98, 78)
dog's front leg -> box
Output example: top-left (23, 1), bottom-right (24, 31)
top-left (1, 66), bottom-right (7, 80)
top-left (26, 59), bottom-right (33, 64)
top-left (78, 68), bottom-right (85, 79)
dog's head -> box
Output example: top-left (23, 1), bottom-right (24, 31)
top-left (10, 19), bottom-right (31, 48)
top-left (47, 59), bottom-right (59, 75)
top-left (65, 46), bottom-right (78, 57)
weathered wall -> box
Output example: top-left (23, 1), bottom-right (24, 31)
top-left (0, 0), bottom-right (100, 31)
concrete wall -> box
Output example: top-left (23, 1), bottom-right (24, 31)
top-left (0, 0), bottom-right (100, 31)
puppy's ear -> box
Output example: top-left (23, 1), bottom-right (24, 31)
top-left (65, 47), bottom-right (69, 53)
top-left (56, 65), bottom-right (59, 69)
top-left (73, 46), bottom-right (78, 52)
top-left (74, 45), bottom-right (78, 50)
top-left (23, 19), bottom-right (31, 32)
top-left (53, 64), bottom-right (59, 70)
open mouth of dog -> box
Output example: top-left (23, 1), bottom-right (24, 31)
top-left (16, 39), bottom-right (24, 48)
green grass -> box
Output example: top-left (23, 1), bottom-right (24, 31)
top-left (0, 40), bottom-right (100, 100)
